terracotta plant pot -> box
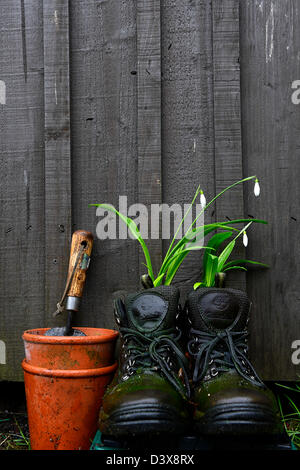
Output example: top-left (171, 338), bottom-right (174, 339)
top-left (22, 327), bottom-right (118, 450)
top-left (23, 327), bottom-right (118, 370)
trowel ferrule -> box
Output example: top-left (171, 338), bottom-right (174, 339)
top-left (66, 296), bottom-right (81, 312)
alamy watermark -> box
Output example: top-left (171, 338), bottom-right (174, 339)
top-left (291, 80), bottom-right (300, 104)
top-left (0, 80), bottom-right (6, 105)
top-left (94, 196), bottom-right (205, 242)
top-left (291, 340), bottom-right (300, 365)
top-left (0, 340), bottom-right (6, 365)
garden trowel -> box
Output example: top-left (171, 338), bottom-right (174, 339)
top-left (45, 230), bottom-right (94, 337)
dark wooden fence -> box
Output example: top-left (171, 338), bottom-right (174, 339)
top-left (1, 0), bottom-right (299, 381)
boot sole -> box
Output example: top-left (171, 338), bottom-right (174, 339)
top-left (100, 403), bottom-right (189, 437)
top-left (194, 403), bottom-right (281, 436)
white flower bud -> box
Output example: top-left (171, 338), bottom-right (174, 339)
top-left (254, 179), bottom-right (260, 197)
top-left (200, 190), bottom-right (206, 208)
top-left (243, 231), bottom-right (248, 247)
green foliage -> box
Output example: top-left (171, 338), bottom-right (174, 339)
top-left (90, 176), bottom-right (268, 287)
top-left (194, 220), bottom-right (268, 289)
top-left (276, 383), bottom-right (300, 450)
top-left (0, 415), bottom-right (30, 450)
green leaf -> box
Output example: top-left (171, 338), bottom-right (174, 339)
top-left (217, 240), bottom-right (236, 272)
top-left (162, 243), bottom-right (187, 285)
top-left (276, 383), bottom-right (300, 393)
top-left (153, 272), bottom-right (166, 287)
top-left (165, 245), bottom-right (213, 273)
top-left (158, 218), bottom-right (266, 280)
top-left (165, 252), bottom-right (188, 285)
top-left (217, 218), bottom-right (267, 226)
top-left (164, 245), bottom-right (212, 285)
top-left (164, 184), bottom-right (201, 262)
top-left (205, 254), bottom-right (219, 287)
top-left (193, 282), bottom-right (205, 290)
top-left (203, 231), bottom-right (233, 272)
top-left (217, 221), bottom-right (253, 272)
top-left (184, 176), bottom-right (261, 234)
top-left (223, 259), bottom-right (269, 269)
top-left (286, 396), bottom-right (300, 416)
top-left (224, 266), bottom-right (247, 272)
top-left (89, 203), bottom-right (154, 280)
top-left (160, 223), bottom-right (234, 278)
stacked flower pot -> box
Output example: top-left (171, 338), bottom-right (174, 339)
top-left (22, 327), bottom-right (118, 450)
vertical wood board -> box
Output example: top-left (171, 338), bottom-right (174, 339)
top-left (0, 0), bottom-right (45, 380)
top-left (212, 0), bottom-right (246, 291)
top-left (137, 0), bottom-right (162, 280)
top-left (69, 0), bottom-right (140, 330)
top-left (43, 0), bottom-right (72, 327)
top-left (161, 0), bottom-right (216, 300)
top-left (240, 0), bottom-right (300, 380)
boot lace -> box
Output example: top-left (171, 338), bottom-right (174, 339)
top-left (188, 327), bottom-right (264, 388)
top-left (120, 327), bottom-right (191, 398)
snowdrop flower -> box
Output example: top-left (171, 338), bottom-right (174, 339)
top-left (254, 178), bottom-right (260, 197)
top-left (243, 231), bottom-right (248, 247)
top-left (200, 190), bottom-right (206, 208)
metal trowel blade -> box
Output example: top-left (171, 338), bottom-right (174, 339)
top-left (44, 327), bottom-right (86, 336)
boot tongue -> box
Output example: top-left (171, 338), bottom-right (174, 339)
top-left (125, 286), bottom-right (179, 334)
top-left (187, 288), bottom-right (250, 332)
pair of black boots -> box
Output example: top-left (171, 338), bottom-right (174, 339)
top-left (99, 286), bottom-right (281, 437)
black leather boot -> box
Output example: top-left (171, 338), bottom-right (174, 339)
top-left (186, 287), bottom-right (282, 435)
top-left (99, 286), bottom-right (191, 436)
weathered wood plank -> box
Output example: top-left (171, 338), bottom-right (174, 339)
top-left (43, 1), bottom-right (72, 329)
top-left (137, 0), bottom-right (162, 280)
top-left (240, 0), bottom-right (300, 380)
top-left (70, 0), bottom-right (139, 329)
top-left (0, 0), bottom-right (45, 380)
top-left (212, 0), bottom-right (246, 291)
top-left (1, 0), bottom-right (299, 384)
top-left (161, 0), bottom-right (216, 299)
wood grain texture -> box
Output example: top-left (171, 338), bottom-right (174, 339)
top-left (1, 0), bottom-right (299, 381)
top-left (212, 0), bottom-right (246, 291)
top-left (240, 0), bottom-right (300, 380)
top-left (43, 0), bottom-right (72, 330)
top-left (0, 0), bottom-right (45, 380)
top-left (69, 0), bottom-right (140, 330)
top-left (161, 0), bottom-right (216, 300)
top-left (137, 0), bottom-right (162, 279)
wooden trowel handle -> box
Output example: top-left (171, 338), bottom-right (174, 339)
top-left (66, 230), bottom-right (94, 299)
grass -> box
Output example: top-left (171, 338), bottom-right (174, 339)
top-left (0, 413), bottom-right (30, 450)
top-left (276, 383), bottom-right (300, 450)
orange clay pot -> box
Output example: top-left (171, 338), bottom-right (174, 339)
top-left (23, 327), bottom-right (118, 370)
top-left (22, 328), bottom-right (118, 450)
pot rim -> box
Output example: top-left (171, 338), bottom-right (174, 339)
top-left (22, 359), bottom-right (118, 377)
top-left (22, 327), bottom-right (119, 345)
